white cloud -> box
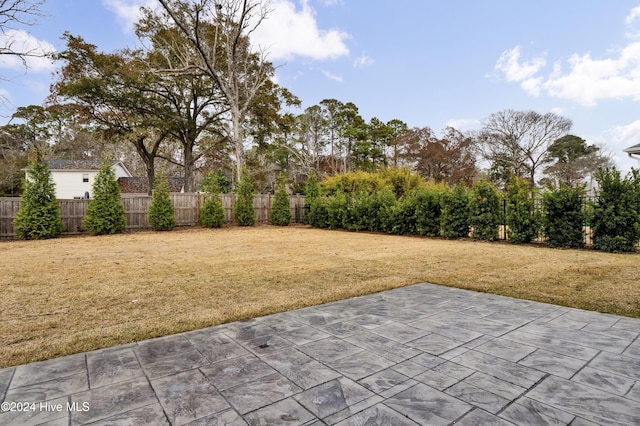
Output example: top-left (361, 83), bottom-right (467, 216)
top-left (496, 5), bottom-right (640, 106)
top-left (613, 119), bottom-right (640, 144)
top-left (494, 46), bottom-right (546, 96)
top-left (495, 46), bottom-right (546, 82)
top-left (0, 29), bottom-right (55, 72)
top-left (353, 52), bottom-right (374, 68)
top-left (321, 69), bottom-right (343, 82)
top-left (445, 118), bottom-right (481, 132)
top-left (626, 6), bottom-right (640, 25)
top-left (252, 0), bottom-right (349, 61)
top-left (102, 0), bottom-right (156, 33)
top-left (103, 0), bottom-right (349, 62)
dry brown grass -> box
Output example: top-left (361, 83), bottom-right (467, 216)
top-left (1, 225), bottom-right (639, 368)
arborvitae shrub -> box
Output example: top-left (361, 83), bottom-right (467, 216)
top-left (14, 161), bottom-right (63, 240)
top-left (592, 168), bottom-right (640, 252)
top-left (270, 172), bottom-right (291, 226)
top-left (414, 189), bottom-right (442, 237)
top-left (469, 180), bottom-right (501, 240)
top-left (506, 176), bottom-right (541, 244)
top-left (200, 175), bottom-right (225, 228)
top-left (543, 184), bottom-right (585, 248)
top-left (148, 174), bottom-right (176, 231)
top-left (84, 162), bottom-right (127, 235)
top-left (441, 184), bottom-right (470, 238)
top-left (234, 167), bottom-right (255, 226)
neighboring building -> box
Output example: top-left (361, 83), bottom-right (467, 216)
top-left (36, 159), bottom-right (133, 199)
top-left (623, 143), bottom-right (640, 165)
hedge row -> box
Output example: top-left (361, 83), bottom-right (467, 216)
top-left (306, 169), bottom-right (640, 253)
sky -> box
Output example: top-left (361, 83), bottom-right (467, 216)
top-left (2, 0), bottom-right (640, 173)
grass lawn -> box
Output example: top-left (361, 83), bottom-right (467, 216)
top-left (1, 225), bottom-right (639, 368)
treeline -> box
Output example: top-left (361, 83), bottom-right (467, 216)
top-left (304, 168), bottom-right (640, 253)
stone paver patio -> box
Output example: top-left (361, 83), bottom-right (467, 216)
top-left (2, 282), bottom-right (640, 425)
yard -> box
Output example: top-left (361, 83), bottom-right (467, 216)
top-left (1, 225), bottom-right (639, 368)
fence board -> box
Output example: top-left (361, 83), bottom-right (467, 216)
top-left (0, 193), bottom-right (307, 239)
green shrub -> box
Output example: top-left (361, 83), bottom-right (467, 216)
top-left (506, 176), bottom-right (541, 244)
top-left (303, 174), bottom-right (320, 225)
top-left (148, 174), bottom-right (176, 231)
top-left (592, 168), bottom-right (640, 252)
top-left (344, 191), bottom-right (370, 231)
top-left (414, 189), bottom-right (442, 237)
top-left (200, 194), bottom-right (225, 228)
top-left (326, 190), bottom-right (348, 229)
top-left (386, 195), bottom-right (417, 235)
top-left (270, 172), bottom-right (292, 226)
top-left (234, 167), bottom-right (255, 226)
top-left (307, 196), bottom-right (330, 228)
top-left (441, 184), bottom-right (470, 238)
top-left (543, 184), bottom-right (585, 248)
top-left (84, 162), bottom-right (127, 235)
top-left (469, 180), bottom-right (501, 240)
top-left (14, 161), bottom-right (63, 240)
top-left (200, 177), bottom-right (225, 228)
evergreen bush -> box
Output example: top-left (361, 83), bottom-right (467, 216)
top-left (14, 161), bottom-right (63, 240)
top-left (414, 189), bottom-right (442, 237)
top-left (234, 167), bottom-right (255, 226)
top-left (84, 162), bottom-right (127, 235)
top-left (441, 184), bottom-right (470, 238)
top-left (200, 176), bottom-right (225, 228)
top-left (326, 189), bottom-right (348, 229)
top-left (506, 176), bottom-right (541, 244)
top-left (592, 168), bottom-right (640, 252)
top-left (308, 196), bottom-right (330, 228)
top-left (387, 195), bottom-right (417, 235)
top-left (469, 180), bottom-right (501, 240)
top-left (543, 184), bottom-right (585, 248)
top-left (148, 174), bottom-right (176, 231)
top-left (270, 172), bottom-right (292, 226)
top-left (303, 174), bottom-right (320, 225)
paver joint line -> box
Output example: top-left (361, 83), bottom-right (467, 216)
top-left (2, 282), bottom-right (640, 425)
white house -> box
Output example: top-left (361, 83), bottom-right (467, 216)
top-left (623, 143), bottom-right (640, 166)
top-left (41, 159), bottom-right (132, 199)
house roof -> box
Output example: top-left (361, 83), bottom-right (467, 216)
top-left (45, 159), bottom-right (133, 177)
top-left (117, 177), bottom-right (185, 193)
top-left (623, 143), bottom-right (640, 154)
top-left (47, 159), bottom-right (102, 171)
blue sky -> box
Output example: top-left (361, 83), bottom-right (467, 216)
top-left (2, 0), bottom-right (640, 172)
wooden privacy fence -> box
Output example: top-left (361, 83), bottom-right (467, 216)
top-left (0, 193), bottom-right (306, 239)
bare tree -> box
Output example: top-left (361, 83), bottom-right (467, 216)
top-left (479, 109), bottom-right (572, 186)
top-left (0, 0), bottom-right (47, 67)
top-left (157, 0), bottom-right (274, 182)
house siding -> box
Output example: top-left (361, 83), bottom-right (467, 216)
top-left (51, 170), bottom-right (98, 199)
